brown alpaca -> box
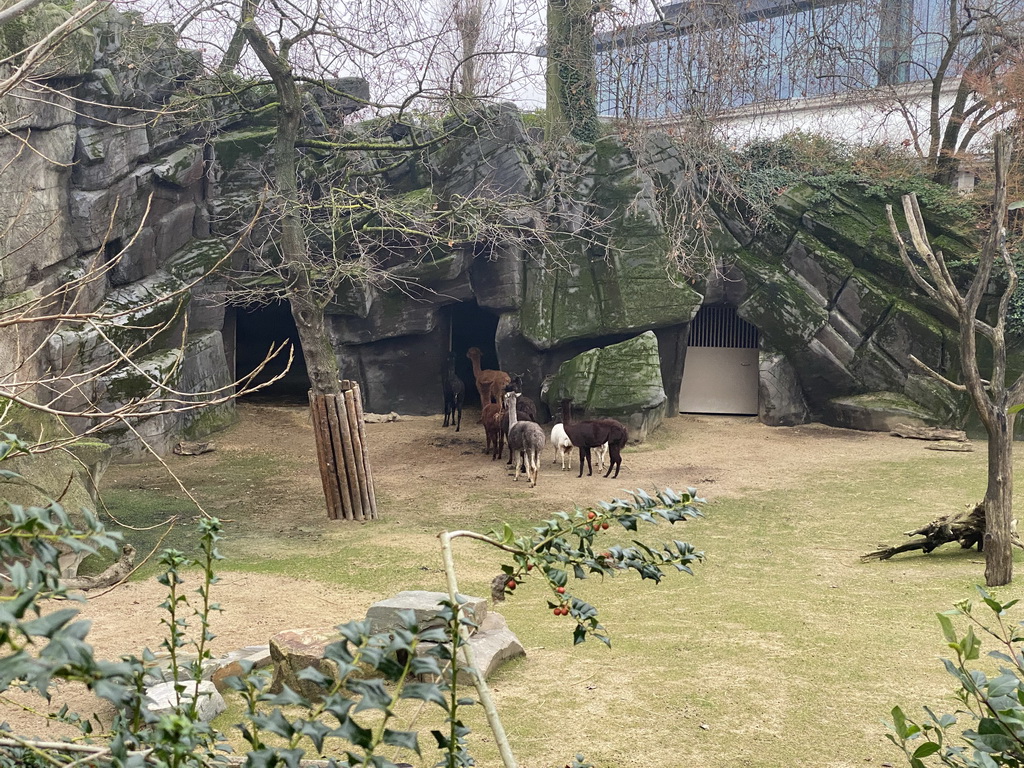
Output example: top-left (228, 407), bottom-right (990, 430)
top-left (466, 347), bottom-right (511, 405)
top-left (480, 402), bottom-right (503, 458)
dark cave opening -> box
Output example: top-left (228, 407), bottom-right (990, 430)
top-left (234, 301), bottom-right (310, 404)
top-left (447, 300), bottom-right (500, 406)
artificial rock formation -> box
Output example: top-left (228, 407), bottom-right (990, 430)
top-left (1, 6), bottom-right (986, 461)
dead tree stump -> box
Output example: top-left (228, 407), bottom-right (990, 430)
top-left (309, 381), bottom-right (378, 521)
top-left (862, 503), bottom-right (1024, 561)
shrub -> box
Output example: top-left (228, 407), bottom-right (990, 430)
top-left (887, 589), bottom-right (1024, 767)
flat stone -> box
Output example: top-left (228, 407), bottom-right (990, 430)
top-left (211, 645), bottom-right (272, 692)
top-left (366, 591), bottom-right (487, 634)
top-left (145, 680), bottom-right (226, 722)
top-left (458, 611), bottom-right (525, 682)
top-left (269, 627), bottom-right (342, 699)
top-left (826, 391), bottom-right (935, 432)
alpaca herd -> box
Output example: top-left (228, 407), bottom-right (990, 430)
top-left (439, 347), bottom-right (629, 488)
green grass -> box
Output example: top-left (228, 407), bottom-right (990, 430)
top-left (91, 417), bottom-right (1016, 768)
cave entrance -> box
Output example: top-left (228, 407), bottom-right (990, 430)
top-left (447, 300), bottom-right (500, 406)
top-left (679, 305), bottom-right (759, 415)
top-left (234, 301), bottom-right (310, 404)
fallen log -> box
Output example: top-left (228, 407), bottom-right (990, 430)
top-left (62, 544), bottom-right (136, 590)
top-left (890, 424), bottom-right (969, 442)
top-left (861, 504), bottom-right (1024, 561)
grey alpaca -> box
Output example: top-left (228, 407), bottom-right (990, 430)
top-left (504, 391), bottom-right (545, 488)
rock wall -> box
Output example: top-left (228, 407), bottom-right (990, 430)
top-left (1, 9), bottom-right (984, 456)
top-left (212, 110), bottom-right (975, 434)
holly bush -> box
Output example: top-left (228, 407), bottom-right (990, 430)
top-left (1, 427), bottom-right (707, 767)
top-left (888, 589), bottom-right (1024, 767)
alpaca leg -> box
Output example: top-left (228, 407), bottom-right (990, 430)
top-left (455, 402), bottom-right (462, 432)
top-left (513, 451), bottom-right (523, 481)
top-left (528, 451), bottom-right (539, 487)
top-left (578, 446), bottom-right (592, 478)
top-left (603, 445), bottom-right (622, 478)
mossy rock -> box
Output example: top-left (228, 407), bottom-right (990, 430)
top-left (167, 239), bottom-right (229, 281)
top-left (99, 348), bottom-right (183, 406)
top-left (519, 241), bottom-right (703, 349)
top-left (212, 129), bottom-right (276, 173)
top-left (542, 331), bottom-right (667, 441)
top-left (3, 3), bottom-right (95, 78)
top-left (734, 252), bottom-right (829, 353)
top-left (1, 410), bottom-right (112, 575)
top-left (825, 391), bottom-right (938, 432)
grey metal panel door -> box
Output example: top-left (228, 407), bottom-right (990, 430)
top-left (679, 306), bottom-right (759, 415)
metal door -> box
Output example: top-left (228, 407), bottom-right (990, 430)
top-left (679, 306), bottom-right (759, 415)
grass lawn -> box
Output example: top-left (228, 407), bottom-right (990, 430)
top-left (84, 405), bottom-right (1018, 768)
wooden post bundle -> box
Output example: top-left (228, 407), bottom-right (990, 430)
top-left (308, 381), bottom-right (378, 521)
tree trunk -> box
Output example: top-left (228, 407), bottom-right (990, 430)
top-left (243, 20), bottom-right (371, 520)
top-left (545, 0), bottom-right (598, 143)
top-left (984, 410), bottom-right (1016, 586)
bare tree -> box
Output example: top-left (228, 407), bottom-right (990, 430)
top-left (886, 132), bottom-right (1018, 586)
top-left (585, 0), bottom-right (1022, 181)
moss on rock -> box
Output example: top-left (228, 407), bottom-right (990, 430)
top-left (542, 331), bottom-right (667, 441)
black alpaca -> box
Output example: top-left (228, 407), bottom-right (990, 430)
top-left (559, 398), bottom-right (628, 478)
top-left (442, 353), bottom-right (465, 431)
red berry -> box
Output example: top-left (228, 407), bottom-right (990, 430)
top-left (556, 586), bottom-right (565, 594)
top-left (601, 522), bottom-right (609, 530)
top-left (526, 563), bottom-right (534, 571)
top-left (587, 512), bottom-right (596, 520)
top-left (507, 580), bottom-right (517, 590)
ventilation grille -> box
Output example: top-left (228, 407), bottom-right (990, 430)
top-left (687, 306), bottom-right (759, 349)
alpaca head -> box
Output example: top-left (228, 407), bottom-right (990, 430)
top-left (466, 347), bottom-right (482, 361)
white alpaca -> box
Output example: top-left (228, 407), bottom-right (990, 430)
top-left (550, 423), bottom-right (574, 470)
top-left (550, 423), bottom-right (607, 472)
top-left (505, 391), bottom-right (545, 487)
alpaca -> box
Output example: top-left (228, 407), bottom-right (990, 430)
top-left (550, 422), bottom-right (608, 472)
top-left (442, 353), bottom-right (464, 431)
top-left (466, 347), bottom-right (511, 405)
top-left (588, 418), bottom-right (628, 478)
top-left (480, 402), bottom-right (503, 458)
top-left (550, 422), bottom-right (573, 470)
top-left (505, 391), bottom-right (545, 487)
top-left (500, 380), bottom-right (538, 465)
top-left (559, 398), bottom-right (629, 479)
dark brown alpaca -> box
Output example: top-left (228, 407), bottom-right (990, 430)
top-left (559, 398), bottom-right (628, 478)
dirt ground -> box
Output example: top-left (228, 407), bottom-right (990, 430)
top-left (2, 403), bottom-right (945, 758)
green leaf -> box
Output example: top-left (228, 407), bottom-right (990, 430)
top-left (891, 706), bottom-right (911, 739)
top-left (399, 682), bottom-right (448, 708)
top-left (21, 609), bottom-right (79, 639)
top-left (382, 728), bottom-right (420, 753)
top-left (937, 613), bottom-right (957, 643)
top-left (912, 742), bottom-right (941, 758)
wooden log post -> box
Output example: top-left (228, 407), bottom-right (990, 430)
top-left (309, 382), bottom-right (378, 521)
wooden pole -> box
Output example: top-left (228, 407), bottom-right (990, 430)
top-left (309, 383), bottom-right (378, 521)
top-left (351, 382), bottom-right (378, 519)
top-left (334, 391), bottom-right (364, 521)
top-left (309, 392), bottom-right (342, 520)
top-left (343, 387), bottom-right (372, 519)
top-left (324, 395), bottom-right (355, 521)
